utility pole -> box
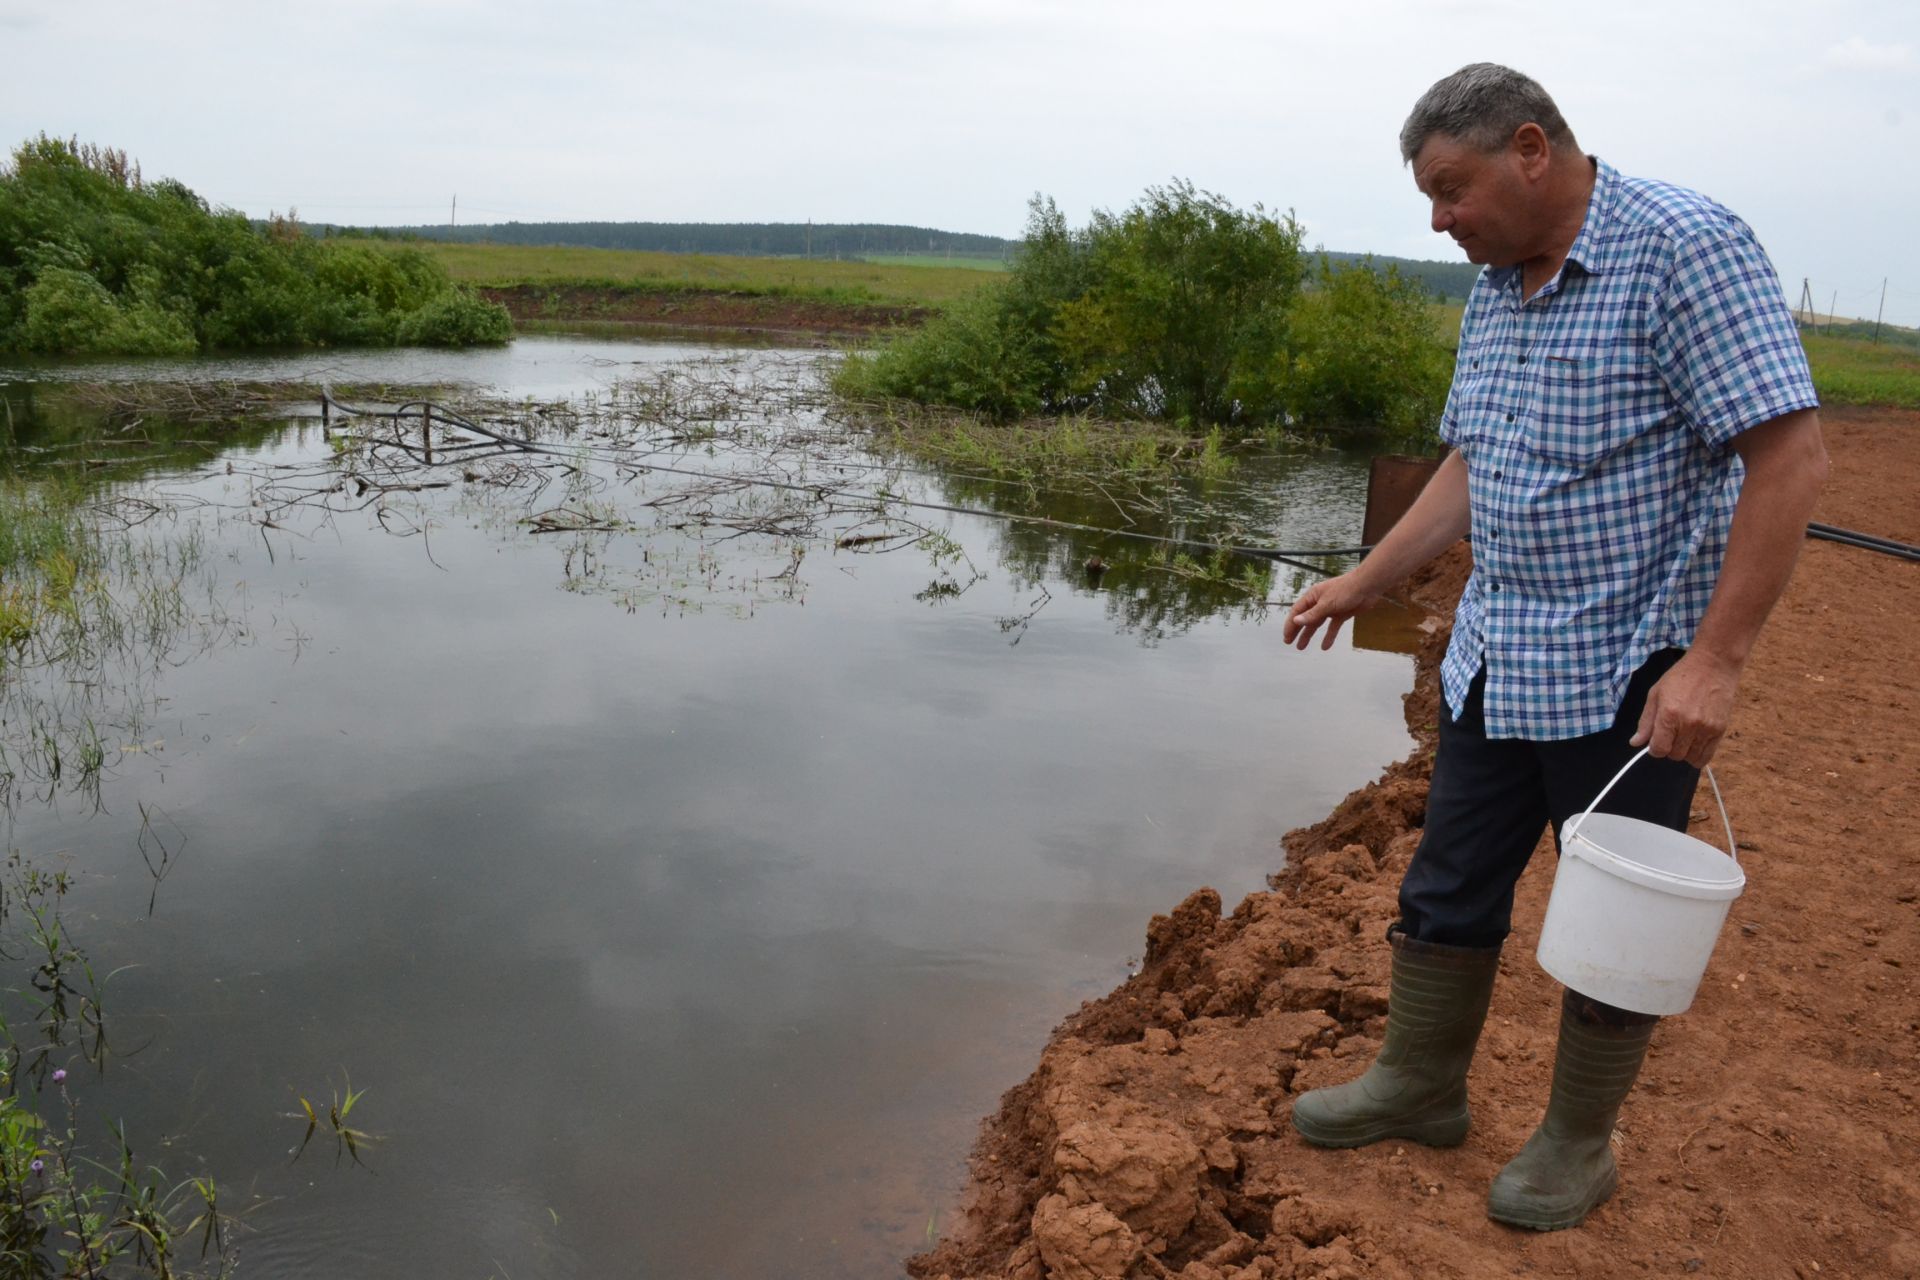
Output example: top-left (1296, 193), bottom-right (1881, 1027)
top-left (805, 219), bottom-right (812, 259)
top-left (1796, 278), bottom-right (1815, 328)
top-left (451, 194), bottom-right (457, 229)
top-left (1875, 277), bottom-right (1888, 343)
top-left (1827, 290), bottom-right (1837, 332)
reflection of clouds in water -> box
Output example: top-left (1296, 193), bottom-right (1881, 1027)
top-left (125, 343), bottom-right (1378, 643)
top-left (0, 338), bottom-right (1412, 1279)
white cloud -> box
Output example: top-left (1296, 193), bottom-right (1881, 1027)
top-left (1820, 35), bottom-right (1913, 72)
top-left (3, 0), bottom-right (1916, 325)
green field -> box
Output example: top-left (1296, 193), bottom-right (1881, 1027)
top-left (416, 242), bottom-right (1001, 307)
top-left (422, 243), bottom-right (1920, 409)
top-left (1801, 334), bottom-right (1920, 409)
top-left (861, 254), bottom-right (1010, 272)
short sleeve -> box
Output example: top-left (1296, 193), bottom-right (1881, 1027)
top-left (1651, 220), bottom-right (1819, 450)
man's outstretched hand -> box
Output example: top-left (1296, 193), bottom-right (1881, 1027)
top-left (1283, 572), bottom-right (1383, 651)
top-left (1630, 650), bottom-right (1742, 768)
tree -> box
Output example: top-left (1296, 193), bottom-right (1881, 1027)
top-left (838, 182), bottom-right (1450, 443)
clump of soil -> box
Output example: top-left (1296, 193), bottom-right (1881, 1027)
top-left (912, 407), bottom-right (1920, 1280)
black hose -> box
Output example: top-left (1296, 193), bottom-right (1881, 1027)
top-left (1807, 522), bottom-right (1920, 561)
top-left (1808, 526), bottom-right (1920, 561)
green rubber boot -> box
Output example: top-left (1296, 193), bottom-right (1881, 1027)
top-left (1487, 997), bottom-right (1657, 1231)
top-left (1290, 930), bottom-right (1501, 1149)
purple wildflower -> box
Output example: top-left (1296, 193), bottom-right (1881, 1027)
top-left (29, 1159), bottom-right (43, 1174)
top-left (51, 1069), bottom-right (65, 1083)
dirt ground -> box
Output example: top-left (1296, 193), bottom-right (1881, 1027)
top-left (479, 284), bottom-right (925, 339)
top-left (911, 406), bottom-right (1919, 1280)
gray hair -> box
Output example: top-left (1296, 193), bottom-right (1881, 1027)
top-left (1399, 63), bottom-right (1577, 164)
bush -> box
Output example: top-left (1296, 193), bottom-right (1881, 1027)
top-left (19, 267), bottom-right (197, 357)
top-left (1288, 258), bottom-right (1453, 445)
top-left (0, 134), bottom-right (513, 356)
top-left (1049, 181), bottom-right (1306, 422)
top-left (841, 183), bottom-right (1449, 442)
top-left (834, 286), bottom-right (1047, 418)
top-left (396, 286), bottom-right (516, 347)
top-left (18, 268), bottom-right (121, 354)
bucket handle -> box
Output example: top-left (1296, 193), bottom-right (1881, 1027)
top-left (1566, 747), bottom-right (1737, 866)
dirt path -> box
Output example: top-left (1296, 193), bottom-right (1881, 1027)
top-left (479, 284), bottom-right (926, 340)
top-left (913, 406), bottom-right (1919, 1280)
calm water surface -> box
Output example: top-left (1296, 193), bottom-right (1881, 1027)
top-left (0, 337), bottom-right (1415, 1278)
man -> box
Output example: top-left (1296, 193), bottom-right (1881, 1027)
top-left (1281, 64), bottom-right (1827, 1231)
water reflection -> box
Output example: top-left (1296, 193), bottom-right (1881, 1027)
top-left (0, 336), bottom-right (1416, 1279)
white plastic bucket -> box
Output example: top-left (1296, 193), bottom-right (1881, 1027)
top-left (1536, 748), bottom-right (1744, 1015)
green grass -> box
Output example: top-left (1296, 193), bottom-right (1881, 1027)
top-left (1804, 318), bottom-right (1920, 350)
top-left (1802, 333), bottom-right (1920, 409)
top-left (861, 254), bottom-right (1011, 272)
top-left (429, 244), bottom-right (1920, 409)
top-left (416, 242), bottom-right (1000, 307)
top-left (854, 399), bottom-right (1247, 494)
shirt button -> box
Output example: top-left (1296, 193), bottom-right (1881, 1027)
top-left (1491, 582), bottom-right (1502, 593)
top-left (1517, 355), bottom-right (1528, 365)
top-left (1505, 413), bottom-right (1515, 423)
top-left (1493, 470), bottom-right (1504, 480)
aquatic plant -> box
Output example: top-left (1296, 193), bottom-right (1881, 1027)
top-left (0, 475), bottom-right (234, 815)
top-left (0, 854), bottom-right (231, 1277)
top-left (291, 1073), bottom-right (375, 1168)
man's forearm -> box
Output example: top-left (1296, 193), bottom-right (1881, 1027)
top-left (1353, 450), bottom-right (1473, 595)
top-left (1689, 409), bottom-right (1829, 671)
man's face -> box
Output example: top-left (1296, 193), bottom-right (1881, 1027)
top-left (1412, 133), bottom-right (1534, 267)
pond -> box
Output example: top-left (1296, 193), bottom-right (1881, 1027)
top-left (0, 336), bottom-right (1417, 1278)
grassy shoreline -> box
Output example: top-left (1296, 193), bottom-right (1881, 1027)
top-left (426, 243), bottom-right (1920, 409)
top-left (418, 241), bottom-right (998, 307)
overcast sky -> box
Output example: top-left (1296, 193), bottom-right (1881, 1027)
top-left (5, 0), bottom-right (1917, 324)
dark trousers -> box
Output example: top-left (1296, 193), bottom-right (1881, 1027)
top-left (1398, 649), bottom-right (1702, 962)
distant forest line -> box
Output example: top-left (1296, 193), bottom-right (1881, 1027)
top-left (342, 220), bottom-right (1488, 302)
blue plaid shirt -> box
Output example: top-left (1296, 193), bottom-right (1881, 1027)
top-left (1438, 158), bottom-right (1818, 740)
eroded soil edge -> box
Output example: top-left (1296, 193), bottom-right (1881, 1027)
top-left (912, 407), bottom-right (1920, 1280)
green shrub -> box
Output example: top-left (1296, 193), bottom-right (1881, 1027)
top-left (996, 196), bottom-right (1096, 409)
top-left (840, 184), bottom-right (1449, 443)
top-left (1049, 181), bottom-right (1306, 423)
top-left (395, 286), bottom-right (515, 347)
top-left (1287, 257), bottom-right (1454, 445)
top-left (111, 300), bottom-right (199, 356)
top-left (19, 267), bottom-right (122, 354)
top-left (18, 267), bottom-right (196, 357)
top-left (835, 286), bottom-right (1047, 418)
top-left (0, 134), bottom-right (513, 355)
